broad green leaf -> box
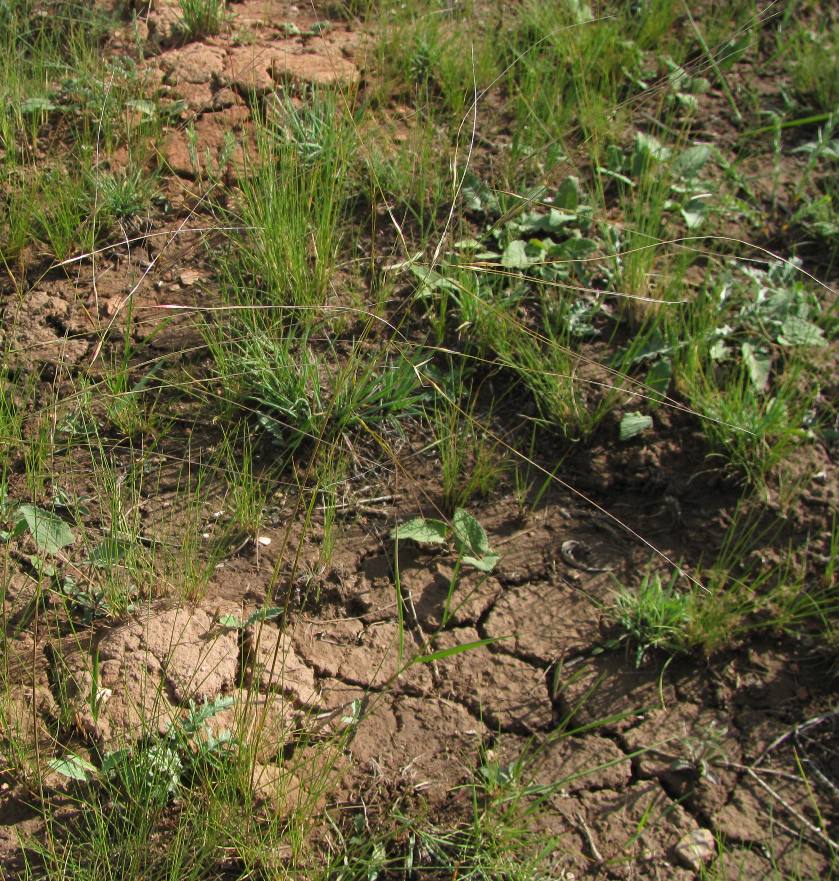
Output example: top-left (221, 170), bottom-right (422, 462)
top-left (390, 517), bottom-right (448, 545)
top-left (681, 208), bottom-right (705, 230)
top-left (501, 240), bottom-right (530, 269)
top-left (623, 331), bottom-right (673, 366)
top-left (555, 175), bottom-right (580, 210)
top-left (631, 132), bottom-right (671, 176)
top-left (544, 209), bottom-right (578, 231)
top-left (716, 33), bottom-right (751, 71)
top-left (87, 536), bottom-right (130, 568)
top-left (681, 196), bottom-right (708, 229)
top-left (597, 166), bottom-right (634, 187)
top-left (101, 749), bottom-right (132, 775)
top-left (777, 316), bottom-right (827, 347)
top-left (556, 237), bottom-right (598, 260)
top-left (566, 0), bottom-right (593, 23)
top-left (645, 358), bottom-right (672, 405)
top-left (15, 505), bottom-right (74, 555)
top-left (620, 412), bottom-right (653, 441)
top-left (741, 342), bottom-right (771, 391)
top-left (217, 614), bottom-right (244, 629)
top-left (409, 264), bottom-right (458, 293)
top-left (674, 145), bottom-right (711, 178)
top-left (461, 172), bottom-right (499, 214)
top-left (516, 210), bottom-right (575, 234)
top-left (709, 338), bottom-right (730, 361)
top-left (125, 99), bottom-right (156, 118)
top-left (21, 96), bottom-right (57, 115)
top-left (175, 696), bottom-right (237, 738)
top-left (29, 555), bottom-right (56, 577)
top-left (461, 553), bottom-right (499, 573)
top-left (49, 754), bottom-right (97, 781)
top-left (452, 508), bottom-right (490, 556)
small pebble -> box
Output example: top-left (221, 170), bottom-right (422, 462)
top-left (179, 269), bottom-right (202, 287)
top-left (674, 828), bottom-right (716, 870)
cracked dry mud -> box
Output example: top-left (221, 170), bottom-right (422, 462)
top-left (146, 0), bottom-right (360, 181)
top-left (3, 520), bottom-right (833, 881)
top-left (1, 3), bottom-right (837, 879)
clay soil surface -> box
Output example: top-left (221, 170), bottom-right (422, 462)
top-left (0, 1), bottom-right (837, 879)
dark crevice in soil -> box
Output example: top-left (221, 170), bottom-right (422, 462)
top-left (235, 628), bottom-right (248, 690)
top-left (603, 730), bottom-right (645, 787)
top-left (42, 640), bottom-right (71, 728)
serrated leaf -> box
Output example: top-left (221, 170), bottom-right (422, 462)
top-left (501, 239), bottom-right (531, 269)
top-left (243, 606), bottom-right (283, 627)
top-left (452, 509), bottom-right (490, 556)
top-left (218, 605), bottom-right (283, 630)
top-left (741, 342), bottom-right (771, 391)
top-left (777, 316), bottom-right (826, 347)
top-left (188, 696), bottom-right (235, 726)
top-left (48, 754), bottom-right (97, 781)
top-left (620, 412), bottom-right (653, 441)
top-left (567, 300), bottom-right (599, 337)
top-left (390, 517), bottom-right (448, 545)
top-left (15, 505), bottom-right (74, 555)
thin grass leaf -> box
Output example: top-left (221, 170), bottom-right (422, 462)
top-left (410, 638), bottom-right (499, 665)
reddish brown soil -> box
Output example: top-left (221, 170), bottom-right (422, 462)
top-left (0, 2), bottom-right (837, 879)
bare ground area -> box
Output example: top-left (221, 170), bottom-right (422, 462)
top-left (0, 1), bottom-right (837, 879)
